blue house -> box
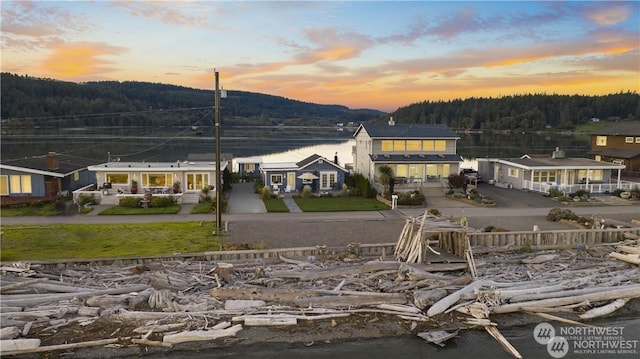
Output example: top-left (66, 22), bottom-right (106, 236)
top-left (260, 154), bottom-right (349, 193)
top-left (0, 152), bottom-right (98, 206)
top-left (235, 157), bottom-right (263, 179)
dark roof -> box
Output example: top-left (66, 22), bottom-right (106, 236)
top-left (187, 153), bottom-right (233, 161)
top-left (1, 153), bottom-right (100, 176)
top-left (588, 149), bottom-right (640, 159)
top-left (590, 122), bottom-right (640, 136)
top-left (370, 154), bottom-right (462, 163)
top-left (355, 123), bottom-right (459, 139)
top-left (297, 154), bottom-right (347, 172)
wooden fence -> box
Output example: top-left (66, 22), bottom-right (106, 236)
top-left (440, 227), bottom-right (640, 258)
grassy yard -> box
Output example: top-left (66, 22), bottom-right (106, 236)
top-left (263, 197), bottom-right (289, 212)
top-left (99, 205), bottom-right (181, 215)
top-left (294, 196), bottom-right (389, 212)
top-left (0, 222), bottom-right (222, 262)
top-left (1, 203), bottom-right (61, 217)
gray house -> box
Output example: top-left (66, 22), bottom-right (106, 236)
top-left (260, 154), bottom-right (349, 193)
top-left (0, 152), bottom-right (98, 206)
top-left (478, 148), bottom-right (631, 195)
top-left (353, 119), bottom-right (462, 188)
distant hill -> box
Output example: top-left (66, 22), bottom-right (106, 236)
top-left (386, 92), bottom-right (639, 131)
top-left (0, 73), bottom-right (385, 128)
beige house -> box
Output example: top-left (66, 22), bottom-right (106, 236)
top-left (353, 119), bottom-right (461, 188)
top-left (83, 160), bottom-right (228, 204)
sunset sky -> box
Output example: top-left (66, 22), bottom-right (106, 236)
top-left (2, 1), bottom-right (639, 112)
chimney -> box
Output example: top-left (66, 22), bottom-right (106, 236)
top-left (388, 116), bottom-right (395, 126)
top-left (552, 147), bottom-right (565, 159)
top-left (46, 152), bottom-right (59, 170)
top-left (334, 152), bottom-right (339, 165)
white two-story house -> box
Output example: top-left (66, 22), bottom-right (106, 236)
top-left (353, 118), bottom-right (462, 187)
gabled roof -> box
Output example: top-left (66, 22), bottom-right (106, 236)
top-left (297, 154), bottom-right (348, 172)
top-left (354, 123), bottom-right (459, 139)
top-left (369, 154), bottom-right (462, 163)
top-left (590, 121), bottom-right (640, 136)
top-left (1, 154), bottom-right (100, 177)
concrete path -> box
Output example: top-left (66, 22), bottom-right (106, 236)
top-left (226, 182), bottom-right (266, 214)
top-left (282, 194), bottom-right (302, 212)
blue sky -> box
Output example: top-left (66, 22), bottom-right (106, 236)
top-left (2, 1), bottom-right (639, 111)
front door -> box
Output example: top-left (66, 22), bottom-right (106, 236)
top-left (287, 172), bottom-right (295, 192)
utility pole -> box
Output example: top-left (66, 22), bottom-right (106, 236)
top-left (214, 71), bottom-right (222, 234)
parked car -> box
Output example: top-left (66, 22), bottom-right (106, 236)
top-left (460, 168), bottom-right (481, 182)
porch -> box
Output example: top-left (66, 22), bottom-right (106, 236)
top-left (73, 184), bottom-right (195, 206)
top-left (522, 179), bottom-right (639, 195)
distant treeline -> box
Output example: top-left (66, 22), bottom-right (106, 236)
top-left (388, 92), bottom-right (639, 130)
top-left (0, 73), bottom-right (383, 128)
top-left (2, 72), bottom-right (638, 131)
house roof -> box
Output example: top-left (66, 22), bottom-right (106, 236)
top-left (235, 157), bottom-right (263, 164)
top-left (590, 121), bottom-right (640, 136)
top-left (370, 154), bottom-right (463, 163)
top-left (297, 154), bottom-right (348, 172)
top-left (354, 123), bottom-right (459, 139)
top-left (88, 160), bottom-right (228, 172)
top-left (260, 162), bottom-right (298, 171)
top-left (494, 157), bottom-right (625, 170)
top-left (187, 153), bottom-right (233, 161)
top-left (0, 153), bottom-right (100, 178)
top-left (588, 149), bottom-right (640, 159)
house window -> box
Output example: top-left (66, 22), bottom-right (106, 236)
top-left (409, 164), bottom-right (423, 178)
top-left (187, 173), bottom-right (209, 190)
top-left (106, 173), bottom-right (129, 184)
top-left (393, 140), bottom-right (405, 151)
top-left (381, 140), bottom-right (393, 151)
top-left (10, 175), bottom-right (32, 193)
top-left (626, 137), bottom-right (634, 143)
top-left (434, 140), bottom-right (446, 151)
top-left (596, 136), bottom-right (607, 146)
top-left (406, 140), bottom-right (421, 151)
top-left (578, 169), bottom-right (603, 182)
top-left (422, 140), bottom-right (434, 151)
top-left (533, 170), bottom-right (556, 183)
top-left (636, 137), bottom-right (640, 144)
top-left (595, 155), bottom-right (602, 161)
top-left (0, 175), bottom-right (8, 195)
top-left (142, 173), bottom-right (172, 188)
top-left (73, 172), bottom-right (80, 181)
top-left (271, 174), bottom-right (283, 185)
top-left (245, 163), bottom-right (255, 172)
top-left (508, 168), bottom-right (518, 177)
top-left (396, 164), bottom-right (408, 177)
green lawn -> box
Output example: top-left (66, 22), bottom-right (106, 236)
top-left (1, 203), bottom-right (61, 217)
top-left (574, 121), bottom-right (610, 132)
top-left (0, 222), bottom-right (222, 262)
top-left (294, 196), bottom-right (389, 212)
top-left (263, 197), bottom-right (289, 212)
top-left (99, 205), bottom-right (181, 215)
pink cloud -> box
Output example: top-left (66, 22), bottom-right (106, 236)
top-left (582, 3), bottom-right (633, 26)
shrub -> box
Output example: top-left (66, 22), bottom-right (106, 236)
top-left (119, 197), bottom-right (140, 208)
top-left (339, 183), bottom-right (349, 197)
top-left (260, 186), bottom-right (272, 201)
top-left (151, 196), bottom-right (176, 208)
top-left (428, 208), bottom-right (441, 217)
top-left (301, 185), bottom-right (312, 198)
top-left (395, 190), bottom-right (425, 205)
top-left (546, 208), bottom-right (579, 222)
top-left (447, 173), bottom-right (468, 191)
top-left (548, 187), bottom-right (563, 198)
top-left (77, 194), bottom-right (96, 206)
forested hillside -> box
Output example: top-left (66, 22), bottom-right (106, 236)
top-left (389, 92), bottom-right (639, 130)
top-left (2, 73), bottom-right (638, 131)
top-left (0, 73), bottom-right (382, 128)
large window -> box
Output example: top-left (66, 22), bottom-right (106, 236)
top-left (434, 140), bottom-right (446, 151)
top-left (533, 170), bottom-right (557, 183)
top-left (395, 164), bottom-right (408, 177)
top-left (393, 140), bottom-right (405, 151)
top-left (0, 175), bottom-right (8, 195)
top-left (422, 140), bottom-right (434, 151)
top-left (578, 169), bottom-right (603, 182)
top-left (187, 173), bottom-right (209, 190)
top-left (245, 163), bottom-right (255, 171)
top-left (270, 174), bottom-right (283, 185)
top-left (596, 136), bottom-right (607, 146)
top-left (508, 168), bottom-right (519, 177)
top-left (142, 173), bottom-right (172, 188)
top-left (10, 175), bottom-right (32, 193)
top-left (406, 140), bottom-right (421, 151)
top-left (106, 173), bottom-right (129, 184)
top-left (381, 140), bottom-right (393, 151)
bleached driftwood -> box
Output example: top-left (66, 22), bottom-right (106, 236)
top-left (162, 324), bottom-right (242, 344)
top-left (293, 294), bottom-right (407, 308)
top-left (427, 281), bottom-right (486, 317)
top-left (0, 284), bottom-right (150, 307)
top-left (609, 252), bottom-right (640, 265)
top-left (0, 337), bottom-right (126, 356)
top-left (0, 278), bottom-right (48, 293)
top-left (579, 298), bottom-right (630, 319)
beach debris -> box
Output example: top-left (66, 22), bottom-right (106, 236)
top-left (417, 329), bottom-right (459, 347)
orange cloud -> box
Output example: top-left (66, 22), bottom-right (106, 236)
top-left (40, 42), bottom-right (127, 78)
top-left (583, 3), bottom-right (632, 26)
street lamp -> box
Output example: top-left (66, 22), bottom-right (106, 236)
top-left (214, 71), bottom-right (227, 236)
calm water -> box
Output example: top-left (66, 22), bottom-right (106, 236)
top-left (0, 126), bottom-right (591, 164)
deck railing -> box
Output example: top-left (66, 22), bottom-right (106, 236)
top-left (522, 180), bottom-right (638, 195)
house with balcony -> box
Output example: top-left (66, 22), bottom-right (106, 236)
top-left (1, 152), bottom-right (98, 206)
top-left (84, 159), bottom-right (228, 205)
top-left (477, 148), bottom-right (632, 195)
top-left (588, 121), bottom-right (640, 175)
top-left (353, 119), bottom-right (462, 190)
top-left (260, 154), bottom-right (348, 193)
